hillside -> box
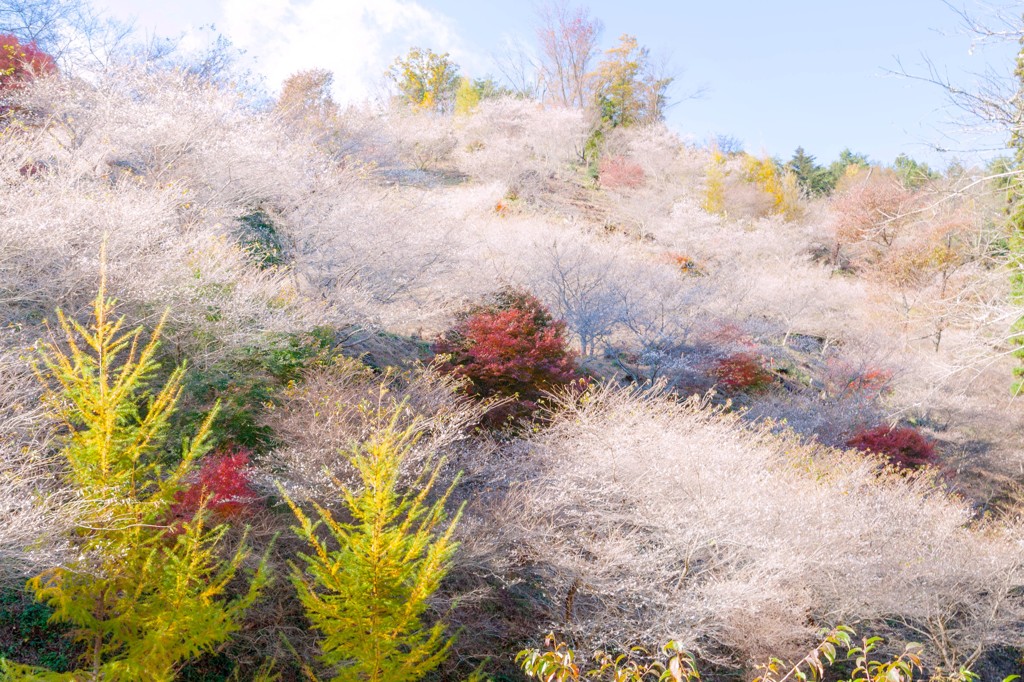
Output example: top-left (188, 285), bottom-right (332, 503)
top-left (1, 24), bottom-right (1024, 682)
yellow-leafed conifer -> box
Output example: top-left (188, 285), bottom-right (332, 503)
top-left (0, 271), bottom-right (269, 682)
top-left (281, 401), bottom-right (462, 682)
top-left (702, 148), bottom-right (727, 215)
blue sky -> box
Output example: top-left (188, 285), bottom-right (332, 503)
top-left (93, 0), bottom-right (1021, 168)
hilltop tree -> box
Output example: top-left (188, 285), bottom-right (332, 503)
top-left (387, 46), bottom-right (460, 113)
top-left (0, 0), bottom-right (134, 70)
top-left (893, 152), bottom-right (938, 189)
top-left (826, 148), bottom-right (870, 188)
top-left (535, 0), bottom-right (602, 108)
top-left (277, 68), bottom-right (336, 119)
top-left (589, 34), bottom-right (672, 127)
top-left (786, 146), bottom-right (832, 197)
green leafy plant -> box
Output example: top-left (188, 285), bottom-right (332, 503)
top-left (0, 278), bottom-right (269, 681)
top-left (517, 634), bottom-right (700, 681)
top-left (280, 403), bottom-right (463, 682)
top-left (237, 209), bottom-right (286, 269)
top-left (172, 327), bottom-right (336, 453)
top-left (519, 628), bottom-right (1016, 682)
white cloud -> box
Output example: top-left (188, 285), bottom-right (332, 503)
top-left (221, 0), bottom-right (463, 103)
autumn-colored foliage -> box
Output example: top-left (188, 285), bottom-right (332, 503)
top-left (702, 148), bottom-right (727, 214)
top-left (590, 34), bottom-right (672, 127)
top-left (741, 153), bottom-right (803, 220)
top-left (831, 170), bottom-right (916, 255)
top-left (598, 154), bottom-right (645, 189)
top-left (846, 424), bottom-right (937, 470)
top-left (387, 46), bottom-right (460, 112)
top-left (0, 34), bottom-right (56, 93)
top-left (173, 447), bottom-right (261, 521)
top-left (664, 252), bottom-right (702, 276)
top-left (710, 352), bottom-right (774, 392)
top-left (823, 359), bottom-right (893, 400)
top-left (433, 289), bottom-right (585, 425)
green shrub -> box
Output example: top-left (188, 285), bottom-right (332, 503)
top-left (172, 327), bottom-right (336, 453)
top-left (237, 209), bottom-right (286, 269)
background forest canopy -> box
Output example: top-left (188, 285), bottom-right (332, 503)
top-left (5, 0), bottom-right (1024, 681)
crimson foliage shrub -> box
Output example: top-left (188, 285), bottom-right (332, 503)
top-left (823, 359), bottom-right (893, 400)
top-left (433, 289), bottom-right (585, 426)
top-left (0, 34), bottom-right (57, 93)
top-left (710, 352), bottom-right (773, 392)
top-left (172, 447), bottom-right (260, 520)
top-left (598, 155), bottom-right (645, 189)
top-left (846, 425), bottom-right (937, 470)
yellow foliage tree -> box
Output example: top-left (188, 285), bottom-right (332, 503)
top-left (454, 76), bottom-right (480, 116)
top-left (702, 148), bottom-right (727, 215)
top-left (0, 275), bottom-right (269, 681)
top-left (387, 47), bottom-right (461, 113)
top-left (589, 34), bottom-right (672, 128)
top-left (280, 401), bottom-right (462, 682)
top-left (741, 153), bottom-right (803, 220)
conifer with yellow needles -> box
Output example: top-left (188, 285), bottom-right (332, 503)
top-left (1, 273), bottom-right (269, 682)
top-left (280, 399), bottom-right (463, 682)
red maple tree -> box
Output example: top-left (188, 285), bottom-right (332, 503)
top-left (434, 289), bottom-right (586, 426)
top-left (0, 34), bottom-right (57, 93)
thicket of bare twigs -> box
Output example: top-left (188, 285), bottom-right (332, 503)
top-left (2, 52), bottom-right (1024, 680)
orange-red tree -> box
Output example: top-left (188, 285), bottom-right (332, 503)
top-left (433, 290), bottom-right (585, 426)
top-left (0, 33), bottom-right (56, 93)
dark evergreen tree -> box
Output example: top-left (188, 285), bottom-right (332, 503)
top-left (786, 147), bottom-right (831, 197)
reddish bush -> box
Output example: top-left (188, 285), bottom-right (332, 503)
top-left (172, 448), bottom-right (260, 521)
top-left (598, 155), bottom-right (645, 189)
top-left (664, 252), bottom-right (703, 276)
top-left (702, 322), bottom-right (756, 349)
top-left (0, 34), bottom-right (57, 93)
top-left (433, 289), bottom-right (586, 426)
top-left (709, 352), bottom-right (774, 392)
top-left (824, 359), bottom-right (893, 400)
top-left (830, 170), bottom-right (916, 267)
top-left (846, 425), bottom-right (937, 470)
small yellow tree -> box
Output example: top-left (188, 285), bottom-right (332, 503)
top-left (454, 76), bottom-right (480, 115)
top-left (702, 148), bottom-right (727, 215)
top-left (589, 34), bottom-right (672, 128)
top-left (281, 403), bottom-right (462, 682)
top-left (386, 47), bottom-right (461, 113)
top-left (741, 153), bottom-right (803, 220)
top-left (0, 276), bottom-right (269, 681)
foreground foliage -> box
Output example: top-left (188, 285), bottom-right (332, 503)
top-left (518, 627), bottom-right (1020, 682)
top-left (280, 406), bottom-right (463, 682)
top-left (0, 284), bottom-right (268, 681)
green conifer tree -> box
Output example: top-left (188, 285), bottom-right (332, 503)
top-left (280, 404), bottom-right (462, 682)
top-left (0, 274), bottom-right (269, 681)
top-left (786, 146), bottom-right (832, 197)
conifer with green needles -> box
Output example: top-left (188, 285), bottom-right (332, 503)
top-left (0, 275), bottom-right (269, 681)
top-left (281, 404), bottom-right (463, 682)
